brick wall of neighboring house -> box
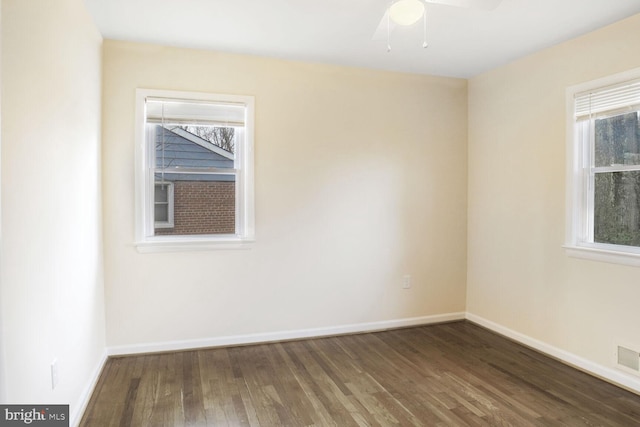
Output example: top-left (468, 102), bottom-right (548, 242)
top-left (155, 181), bottom-right (235, 235)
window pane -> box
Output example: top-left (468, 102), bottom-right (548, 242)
top-left (594, 171), bottom-right (640, 247)
top-left (149, 119), bottom-right (236, 236)
top-left (154, 174), bottom-right (235, 236)
top-left (155, 184), bottom-right (168, 203)
top-left (152, 122), bottom-right (237, 235)
top-left (154, 203), bottom-right (169, 222)
top-left (594, 112), bottom-right (640, 167)
top-left (154, 125), bottom-right (235, 170)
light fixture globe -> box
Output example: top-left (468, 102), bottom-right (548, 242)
top-left (389, 0), bottom-right (425, 26)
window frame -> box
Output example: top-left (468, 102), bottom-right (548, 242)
top-left (134, 88), bottom-right (255, 252)
top-left (565, 67), bottom-right (640, 267)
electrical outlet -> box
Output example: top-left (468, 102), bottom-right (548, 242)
top-left (402, 275), bottom-right (412, 289)
top-left (51, 359), bottom-right (59, 390)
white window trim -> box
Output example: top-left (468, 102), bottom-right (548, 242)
top-left (565, 67), bottom-right (640, 267)
top-left (134, 88), bottom-right (255, 252)
top-left (154, 182), bottom-right (174, 229)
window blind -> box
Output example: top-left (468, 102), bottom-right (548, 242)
top-left (146, 98), bottom-right (246, 127)
top-left (574, 78), bottom-right (640, 121)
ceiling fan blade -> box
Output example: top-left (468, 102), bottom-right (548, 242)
top-left (372, 9), bottom-right (397, 41)
top-left (425, 0), bottom-right (502, 10)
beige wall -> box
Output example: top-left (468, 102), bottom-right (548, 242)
top-left (0, 0), bottom-right (105, 420)
top-left (102, 41), bottom-right (468, 348)
top-left (468, 14), bottom-right (640, 376)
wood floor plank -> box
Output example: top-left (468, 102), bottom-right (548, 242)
top-left (80, 321), bottom-right (640, 426)
top-left (262, 343), bottom-right (317, 426)
top-left (228, 345), bottom-right (284, 426)
top-left (282, 341), bottom-right (362, 426)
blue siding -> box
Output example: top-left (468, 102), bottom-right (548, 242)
top-left (154, 126), bottom-right (234, 169)
top-left (154, 126), bottom-right (235, 182)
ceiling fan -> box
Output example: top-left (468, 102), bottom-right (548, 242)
top-left (374, 0), bottom-right (503, 50)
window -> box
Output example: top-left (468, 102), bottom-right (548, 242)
top-left (135, 89), bottom-right (255, 251)
top-left (566, 69), bottom-right (640, 265)
top-left (154, 182), bottom-right (174, 228)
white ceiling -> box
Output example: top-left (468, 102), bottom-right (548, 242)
top-left (84, 0), bottom-right (640, 78)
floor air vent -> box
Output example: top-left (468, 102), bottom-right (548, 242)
top-left (617, 345), bottom-right (640, 372)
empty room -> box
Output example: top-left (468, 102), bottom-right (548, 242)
top-left (2, 0), bottom-right (640, 425)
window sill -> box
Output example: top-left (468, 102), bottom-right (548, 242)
top-left (135, 236), bottom-right (255, 253)
top-left (563, 243), bottom-right (640, 267)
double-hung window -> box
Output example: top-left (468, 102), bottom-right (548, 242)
top-left (154, 181), bottom-right (174, 228)
top-left (135, 89), bottom-right (255, 251)
top-left (566, 69), bottom-right (640, 265)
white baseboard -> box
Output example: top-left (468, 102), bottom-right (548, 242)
top-left (107, 312), bottom-right (466, 356)
top-left (70, 350), bottom-right (108, 427)
top-left (466, 312), bottom-right (640, 395)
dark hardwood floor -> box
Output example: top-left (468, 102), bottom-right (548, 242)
top-left (80, 321), bottom-right (640, 426)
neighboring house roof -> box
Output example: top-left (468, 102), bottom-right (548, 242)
top-left (154, 125), bottom-right (235, 182)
